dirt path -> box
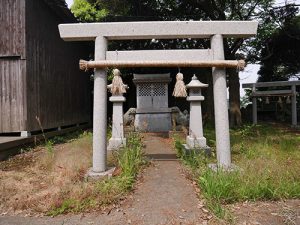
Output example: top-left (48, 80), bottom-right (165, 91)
top-left (231, 200), bottom-right (300, 225)
top-left (0, 133), bottom-right (208, 225)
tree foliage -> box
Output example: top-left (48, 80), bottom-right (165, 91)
top-left (70, 0), bottom-right (299, 67)
top-left (258, 15), bottom-right (300, 82)
top-left (70, 0), bottom-right (299, 126)
top-left (71, 0), bottom-right (108, 22)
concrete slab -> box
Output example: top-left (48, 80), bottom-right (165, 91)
top-left (0, 124), bottom-right (90, 160)
top-left (0, 137), bottom-right (25, 145)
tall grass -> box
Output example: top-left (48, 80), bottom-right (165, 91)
top-left (49, 132), bottom-right (146, 216)
top-left (118, 132), bottom-right (145, 178)
top-left (174, 123), bottom-right (300, 220)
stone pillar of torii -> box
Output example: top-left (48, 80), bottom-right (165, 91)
top-left (59, 21), bottom-right (258, 177)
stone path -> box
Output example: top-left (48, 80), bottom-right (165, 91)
top-left (0, 133), bottom-right (207, 225)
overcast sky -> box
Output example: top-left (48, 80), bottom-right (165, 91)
top-left (66, 0), bottom-right (73, 7)
top-left (64, 0), bottom-right (299, 96)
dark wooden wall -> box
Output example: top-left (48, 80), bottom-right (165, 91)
top-left (25, 0), bottom-right (91, 131)
top-left (0, 0), bottom-right (91, 133)
top-left (0, 0), bottom-right (27, 132)
top-left (0, 59), bottom-right (27, 132)
top-left (0, 0), bottom-right (26, 58)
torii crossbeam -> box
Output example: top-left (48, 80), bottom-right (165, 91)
top-left (59, 21), bottom-right (258, 176)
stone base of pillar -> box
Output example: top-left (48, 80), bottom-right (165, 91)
top-left (208, 163), bottom-right (239, 172)
top-left (107, 138), bottom-right (126, 151)
top-left (85, 167), bottom-right (115, 180)
top-left (135, 113), bottom-right (172, 132)
top-left (186, 136), bottom-right (207, 149)
top-left (182, 144), bottom-right (211, 156)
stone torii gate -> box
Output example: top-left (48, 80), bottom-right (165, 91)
top-left (243, 81), bottom-right (300, 127)
top-left (59, 21), bottom-right (258, 176)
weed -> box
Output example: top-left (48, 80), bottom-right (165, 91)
top-left (52, 136), bottom-right (65, 144)
top-left (174, 123), bottom-right (300, 221)
top-left (279, 138), bottom-right (298, 152)
top-left (175, 139), bottom-right (208, 170)
top-left (50, 199), bottom-right (77, 216)
top-left (118, 132), bottom-right (145, 178)
top-left (45, 140), bottom-right (54, 154)
top-left (199, 169), bottom-right (239, 204)
top-left (107, 124), bottom-right (112, 140)
top-left (47, 132), bottom-right (145, 216)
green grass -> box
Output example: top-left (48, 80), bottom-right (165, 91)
top-left (174, 123), bottom-right (300, 220)
top-left (117, 133), bottom-right (145, 178)
top-left (48, 132), bottom-right (146, 216)
top-left (45, 140), bottom-right (54, 154)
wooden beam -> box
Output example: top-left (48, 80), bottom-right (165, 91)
top-left (106, 49), bottom-right (213, 62)
top-left (59, 21), bottom-right (258, 41)
top-left (79, 59), bottom-right (245, 69)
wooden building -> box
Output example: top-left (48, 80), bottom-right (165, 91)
top-left (0, 0), bottom-right (91, 135)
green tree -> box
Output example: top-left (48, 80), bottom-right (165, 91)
top-left (71, 0), bottom-right (108, 22)
top-left (258, 15), bottom-right (300, 82)
top-left (71, 0), bottom-right (299, 126)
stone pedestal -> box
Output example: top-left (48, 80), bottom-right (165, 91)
top-left (135, 108), bottom-right (172, 132)
top-left (186, 98), bottom-right (207, 148)
top-left (108, 95), bottom-right (126, 150)
top-left (85, 167), bottom-right (115, 180)
top-left (185, 75), bottom-right (209, 150)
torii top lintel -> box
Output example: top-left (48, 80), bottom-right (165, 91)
top-left (59, 21), bottom-right (258, 41)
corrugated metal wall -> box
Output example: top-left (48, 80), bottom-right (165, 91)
top-left (25, 0), bottom-right (91, 131)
